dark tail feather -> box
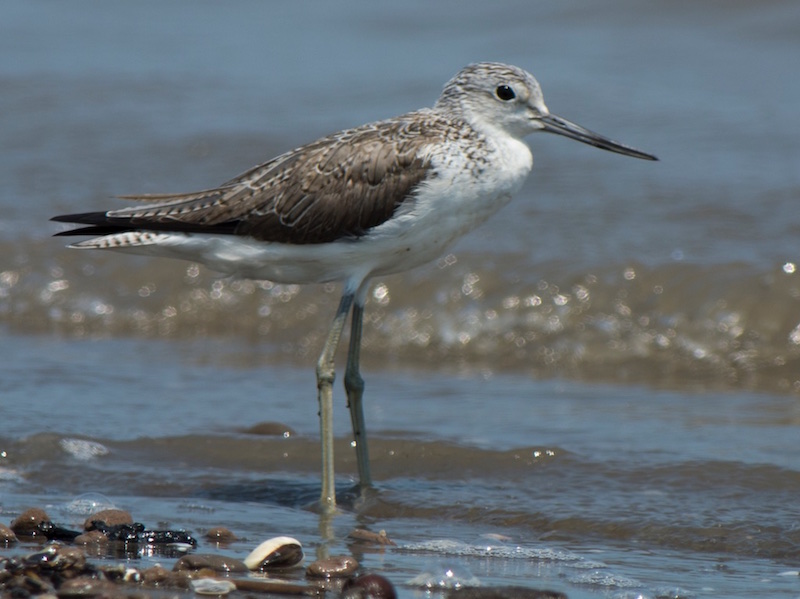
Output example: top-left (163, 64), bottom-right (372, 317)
top-left (51, 211), bottom-right (239, 236)
top-left (51, 211), bottom-right (112, 226)
top-left (53, 225), bottom-right (130, 237)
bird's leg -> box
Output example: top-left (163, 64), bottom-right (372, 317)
top-left (344, 299), bottom-right (372, 490)
top-left (316, 292), bottom-right (354, 512)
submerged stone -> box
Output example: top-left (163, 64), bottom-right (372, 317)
top-left (204, 526), bottom-right (237, 543)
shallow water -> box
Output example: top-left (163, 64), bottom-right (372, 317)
top-left (2, 1), bottom-right (800, 597)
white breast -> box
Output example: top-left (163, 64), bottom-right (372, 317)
top-left (358, 133), bottom-right (533, 276)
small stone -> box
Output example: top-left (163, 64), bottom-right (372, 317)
top-left (174, 553), bottom-right (249, 573)
top-left (205, 526), bottom-right (237, 543)
top-left (54, 546), bottom-right (87, 571)
top-left (83, 508), bottom-right (133, 530)
top-left (141, 565), bottom-right (191, 589)
top-left (244, 536), bottom-right (304, 570)
top-left (23, 544), bottom-right (86, 572)
top-left (342, 573), bottom-right (397, 599)
top-left (140, 564), bottom-right (170, 584)
top-left (0, 523), bottom-right (18, 543)
top-left (348, 528), bottom-right (396, 546)
top-left (306, 555), bottom-right (359, 578)
top-left (10, 507), bottom-right (50, 536)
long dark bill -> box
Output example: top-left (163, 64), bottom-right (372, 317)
top-left (540, 114), bottom-right (658, 161)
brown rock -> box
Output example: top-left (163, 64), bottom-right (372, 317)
top-left (53, 546), bottom-right (87, 571)
top-left (306, 555), bottom-right (359, 578)
top-left (10, 507), bottom-right (50, 537)
top-left (0, 523), bottom-right (17, 543)
top-left (204, 526), bottom-right (237, 543)
top-left (141, 565), bottom-right (191, 589)
top-left (83, 508), bottom-right (133, 530)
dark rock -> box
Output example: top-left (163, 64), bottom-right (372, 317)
top-left (342, 573), bottom-right (397, 599)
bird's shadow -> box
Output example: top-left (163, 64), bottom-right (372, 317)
top-left (196, 476), bottom-right (374, 514)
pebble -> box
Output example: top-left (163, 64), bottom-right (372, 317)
top-left (342, 573), bottom-right (397, 599)
top-left (140, 564), bottom-right (191, 588)
top-left (52, 546), bottom-right (87, 570)
top-left (244, 536), bottom-right (304, 570)
top-left (22, 544), bottom-right (86, 574)
top-left (83, 508), bottom-right (133, 530)
top-left (10, 507), bottom-right (50, 537)
top-left (174, 553), bottom-right (249, 573)
top-left (205, 526), bottom-right (238, 543)
top-left (0, 524), bottom-right (17, 543)
top-left (306, 555), bottom-right (359, 578)
top-left (0, 506), bottom-right (564, 599)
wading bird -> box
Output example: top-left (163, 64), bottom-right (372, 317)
top-left (53, 62), bottom-right (657, 511)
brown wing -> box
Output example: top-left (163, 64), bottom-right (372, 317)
top-left (64, 111), bottom-right (457, 245)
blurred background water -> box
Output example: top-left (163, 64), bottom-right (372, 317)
top-left (1, 1), bottom-right (799, 598)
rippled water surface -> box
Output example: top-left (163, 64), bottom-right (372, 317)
top-left (2, 1), bottom-right (799, 598)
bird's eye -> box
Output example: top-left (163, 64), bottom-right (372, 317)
top-left (495, 85), bottom-right (516, 101)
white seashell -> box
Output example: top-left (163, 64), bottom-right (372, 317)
top-left (244, 536), bottom-right (303, 570)
top-left (123, 567), bottom-right (140, 582)
top-left (191, 578), bottom-right (237, 595)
